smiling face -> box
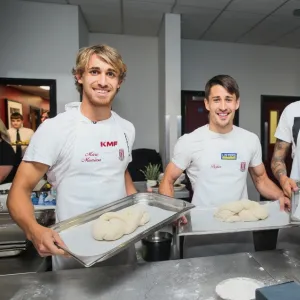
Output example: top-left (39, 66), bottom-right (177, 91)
top-left (204, 84), bottom-right (240, 133)
top-left (76, 54), bottom-right (121, 108)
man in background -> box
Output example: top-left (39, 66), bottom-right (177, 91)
top-left (7, 112), bottom-right (34, 162)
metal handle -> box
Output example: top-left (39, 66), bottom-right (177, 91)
top-left (264, 122), bottom-right (268, 161)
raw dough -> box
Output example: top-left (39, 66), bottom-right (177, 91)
top-left (92, 205), bottom-right (150, 241)
top-left (214, 199), bottom-right (269, 223)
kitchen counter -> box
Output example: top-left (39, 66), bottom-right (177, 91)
top-left (0, 252), bottom-right (279, 300)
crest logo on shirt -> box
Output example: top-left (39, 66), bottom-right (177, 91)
top-left (221, 153), bottom-right (237, 160)
top-left (119, 149), bottom-right (125, 161)
top-left (240, 161), bottom-right (246, 172)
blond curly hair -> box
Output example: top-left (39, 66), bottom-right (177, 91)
top-left (72, 44), bottom-right (127, 93)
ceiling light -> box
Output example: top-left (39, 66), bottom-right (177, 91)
top-left (40, 86), bottom-right (50, 90)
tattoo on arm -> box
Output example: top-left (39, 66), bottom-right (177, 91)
top-left (271, 139), bottom-right (291, 181)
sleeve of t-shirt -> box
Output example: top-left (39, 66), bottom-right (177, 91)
top-left (274, 107), bottom-right (292, 143)
top-left (23, 120), bottom-right (62, 167)
top-left (249, 135), bottom-right (263, 168)
top-left (0, 141), bottom-right (15, 166)
top-left (171, 135), bottom-right (191, 171)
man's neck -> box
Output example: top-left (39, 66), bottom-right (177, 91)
top-left (208, 123), bottom-right (233, 134)
top-left (80, 100), bottom-right (112, 122)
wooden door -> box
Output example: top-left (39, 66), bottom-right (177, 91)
top-left (261, 96), bottom-right (299, 186)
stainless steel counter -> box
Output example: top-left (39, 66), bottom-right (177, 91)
top-left (0, 252), bottom-right (277, 300)
top-left (252, 249), bottom-right (300, 283)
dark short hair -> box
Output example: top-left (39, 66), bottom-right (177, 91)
top-left (10, 112), bottom-right (23, 120)
top-left (205, 75), bottom-right (240, 99)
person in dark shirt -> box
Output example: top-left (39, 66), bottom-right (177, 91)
top-left (0, 119), bottom-right (16, 184)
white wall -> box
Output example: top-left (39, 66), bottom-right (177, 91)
top-left (78, 9), bottom-right (89, 49)
top-left (89, 33), bottom-right (159, 151)
top-left (0, 0), bottom-right (80, 113)
top-left (182, 39), bottom-right (300, 199)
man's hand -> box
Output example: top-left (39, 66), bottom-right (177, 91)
top-left (279, 175), bottom-right (298, 199)
top-left (278, 194), bottom-right (291, 211)
top-left (28, 224), bottom-right (69, 257)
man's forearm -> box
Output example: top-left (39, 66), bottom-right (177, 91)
top-left (124, 170), bottom-right (137, 195)
top-left (7, 187), bottom-right (38, 239)
top-left (271, 157), bottom-right (287, 183)
top-left (255, 176), bottom-right (284, 200)
top-left (158, 179), bottom-right (174, 197)
top-left (271, 139), bottom-right (290, 183)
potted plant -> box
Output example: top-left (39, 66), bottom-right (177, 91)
top-left (140, 163), bottom-right (161, 188)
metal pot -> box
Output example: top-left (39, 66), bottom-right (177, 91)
top-left (141, 231), bottom-right (172, 262)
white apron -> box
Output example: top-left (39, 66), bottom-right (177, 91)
top-left (52, 112), bottom-right (136, 271)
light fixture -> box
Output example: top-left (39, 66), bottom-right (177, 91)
top-left (40, 86), bottom-right (50, 90)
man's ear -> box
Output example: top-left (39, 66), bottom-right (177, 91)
top-left (204, 98), bottom-right (210, 111)
top-left (236, 98), bottom-right (240, 110)
top-left (76, 74), bottom-right (82, 84)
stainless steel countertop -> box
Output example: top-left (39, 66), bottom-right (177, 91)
top-left (0, 244), bottom-right (47, 276)
top-left (252, 249), bottom-right (300, 283)
top-left (0, 252), bottom-right (277, 300)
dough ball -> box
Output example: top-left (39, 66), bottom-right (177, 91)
top-left (251, 205), bottom-right (268, 220)
top-left (219, 201), bottom-right (244, 213)
top-left (238, 209), bottom-right (258, 222)
top-left (92, 217), bottom-right (126, 241)
top-left (214, 209), bottom-right (234, 220)
top-left (140, 212), bottom-right (150, 225)
top-left (92, 205), bottom-right (150, 241)
top-left (214, 199), bottom-right (269, 223)
top-left (226, 215), bottom-right (241, 222)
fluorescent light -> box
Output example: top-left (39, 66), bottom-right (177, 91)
top-left (40, 86), bottom-right (50, 90)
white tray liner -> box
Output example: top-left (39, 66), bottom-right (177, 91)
top-left (181, 201), bottom-right (290, 236)
top-left (59, 203), bottom-right (176, 265)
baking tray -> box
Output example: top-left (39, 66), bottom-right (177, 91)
top-left (179, 200), bottom-right (295, 236)
top-left (51, 192), bottom-right (194, 267)
top-left (290, 180), bottom-right (300, 223)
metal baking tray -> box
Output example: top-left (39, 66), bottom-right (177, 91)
top-left (51, 192), bottom-right (194, 267)
top-left (179, 200), bottom-right (294, 236)
top-left (290, 180), bottom-right (300, 223)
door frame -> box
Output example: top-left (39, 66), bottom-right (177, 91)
top-left (181, 90), bottom-right (239, 135)
top-left (260, 95), bottom-right (300, 162)
top-left (0, 77), bottom-right (57, 118)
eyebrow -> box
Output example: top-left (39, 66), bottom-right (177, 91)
top-left (212, 95), bottom-right (233, 99)
top-left (88, 67), bottom-right (117, 73)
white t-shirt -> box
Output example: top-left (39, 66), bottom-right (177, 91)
top-left (8, 127), bottom-right (34, 156)
top-left (274, 100), bottom-right (300, 180)
top-left (23, 102), bottom-right (135, 220)
top-left (172, 125), bottom-right (262, 207)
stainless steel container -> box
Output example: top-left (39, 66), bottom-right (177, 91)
top-left (141, 231), bottom-right (173, 262)
top-left (290, 180), bottom-right (300, 223)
